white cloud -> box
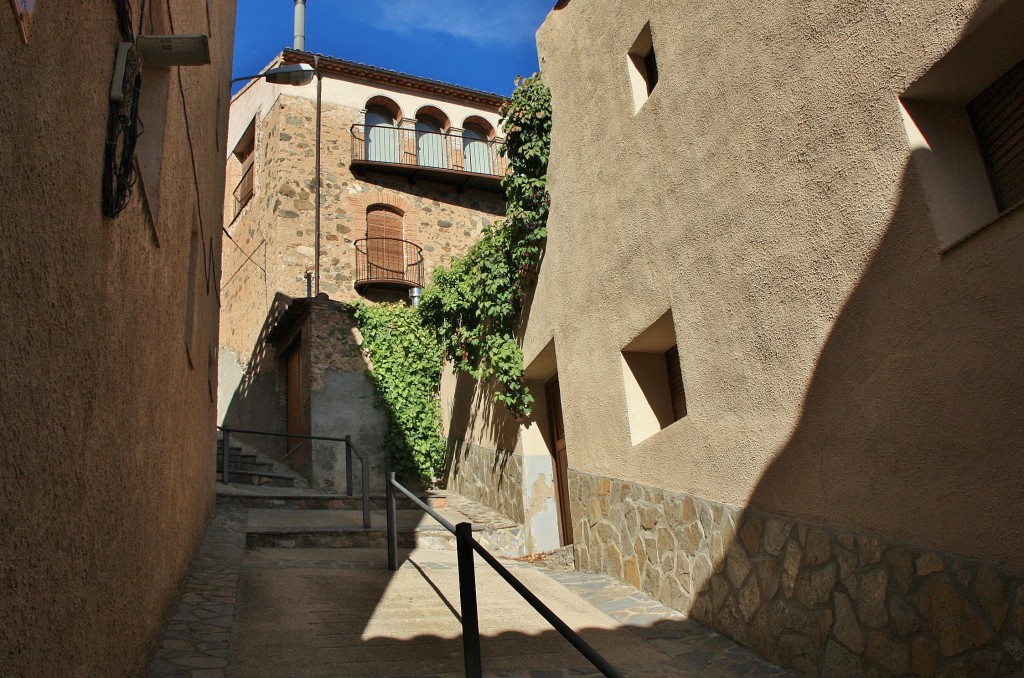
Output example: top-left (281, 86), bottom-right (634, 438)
top-left (349, 0), bottom-right (547, 46)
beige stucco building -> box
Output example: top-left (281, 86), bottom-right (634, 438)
top-left (218, 49), bottom-right (506, 489)
top-left (443, 0), bottom-right (1024, 675)
top-left (0, 1), bottom-right (234, 676)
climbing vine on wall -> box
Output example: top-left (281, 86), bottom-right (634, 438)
top-left (419, 74), bottom-right (552, 418)
top-left (352, 302), bottom-right (446, 483)
top-left (355, 74), bottom-right (552, 483)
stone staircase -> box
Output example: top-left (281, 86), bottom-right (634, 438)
top-left (215, 438), bottom-right (307, 488)
top-left (148, 478), bottom-right (796, 678)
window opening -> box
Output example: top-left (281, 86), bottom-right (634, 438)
top-left (463, 124), bottom-right (492, 174)
top-left (621, 310), bottom-right (687, 445)
top-left (365, 107), bottom-right (398, 163)
top-left (627, 22), bottom-right (658, 113)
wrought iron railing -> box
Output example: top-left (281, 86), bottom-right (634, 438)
top-left (350, 124), bottom-right (506, 177)
top-left (385, 473), bottom-right (623, 678)
top-left (354, 237), bottom-right (424, 290)
top-left (232, 162), bottom-right (254, 219)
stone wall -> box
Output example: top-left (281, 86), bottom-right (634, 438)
top-left (570, 469), bottom-right (1024, 677)
top-left (445, 439), bottom-right (524, 525)
top-left (219, 93), bottom-right (505, 379)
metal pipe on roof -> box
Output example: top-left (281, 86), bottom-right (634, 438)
top-left (293, 0), bottom-right (306, 51)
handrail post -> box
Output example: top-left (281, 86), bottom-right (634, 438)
top-left (456, 522), bottom-right (483, 678)
top-left (361, 451), bottom-right (370, 530)
top-left (386, 472), bottom-right (398, 571)
top-left (345, 435), bottom-right (353, 497)
top-left (221, 427), bottom-right (231, 485)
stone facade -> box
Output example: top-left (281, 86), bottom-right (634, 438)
top-left (445, 439), bottom-right (525, 525)
top-left (219, 52), bottom-right (507, 487)
top-left (570, 469), bottom-right (1024, 677)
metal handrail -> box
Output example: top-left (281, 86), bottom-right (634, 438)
top-left (385, 473), bottom-right (623, 678)
top-left (218, 426), bottom-right (370, 529)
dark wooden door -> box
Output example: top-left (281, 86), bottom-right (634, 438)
top-left (545, 376), bottom-right (574, 545)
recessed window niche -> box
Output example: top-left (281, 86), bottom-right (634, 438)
top-left (627, 22), bottom-right (659, 113)
top-left (621, 310), bottom-right (687, 445)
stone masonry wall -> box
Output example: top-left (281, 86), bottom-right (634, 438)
top-left (220, 94), bottom-right (505, 403)
top-left (570, 469), bottom-right (1024, 677)
top-left (446, 440), bottom-right (524, 525)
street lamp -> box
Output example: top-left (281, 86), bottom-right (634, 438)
top-left (230, 62), bottom-right (315, 86)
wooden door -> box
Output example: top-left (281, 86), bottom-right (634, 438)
top-left (545, 376), bottom-right (574, 545)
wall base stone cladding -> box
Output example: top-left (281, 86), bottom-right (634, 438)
top-left (569, 469), bottom-right (1024, 677)
top-left (445, 439), bottom-right (524, 525)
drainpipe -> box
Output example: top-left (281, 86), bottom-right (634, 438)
top-left (314, 54), bottom-right (322, 296)
top-left (409, 287), bottom-right (422, 307)
top-left (293, 0), bottom-right (306, 51)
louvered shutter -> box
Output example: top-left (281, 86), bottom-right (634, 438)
top-left (968, 58), bottom-right (1024, 211)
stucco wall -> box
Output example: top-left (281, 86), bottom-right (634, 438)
top-left (0, 2), bottom-right (234, 676)
top-left (440, 0), bottom-right (1024, 674)
top-left (526, 0), bottom-right (1024, 568)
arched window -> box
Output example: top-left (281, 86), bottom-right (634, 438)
top-left (365, 205), bottom-right (406, 280)
top-left (416, 116), bottom-right (445, 169)
top-left (463, 123), bottom-right (492, 174)
top-left (365, 106), bottom-right (398, 163)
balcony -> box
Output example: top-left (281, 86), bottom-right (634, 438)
top-left (350, 124), bottom-right (506, 193)
top-left (354, 237), bottom-right (425, 293)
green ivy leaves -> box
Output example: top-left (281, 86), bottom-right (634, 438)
top-left (354, 75), bottom-right (552, 484)
top-left (419, 74), bottom-right (552, 419)
top-left (352, 302), bottom-right (446, 483)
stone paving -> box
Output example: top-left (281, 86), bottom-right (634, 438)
top-left (146, 491), bottom-right (793, 677)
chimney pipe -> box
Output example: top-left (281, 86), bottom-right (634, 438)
top-left (293, 0), bottom-right (306, 51)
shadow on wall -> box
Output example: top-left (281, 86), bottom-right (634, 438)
top-left (443, 367), bottom-right (521, 481)
top-left (221, 292), bottom-right (304, 473)
top-left (574, 163), bottom-right (1024, 676)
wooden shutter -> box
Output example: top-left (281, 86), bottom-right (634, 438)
top-left (968, 58), bottom-right (1024, 211)
top-left (665, 345), bottom-right (687, 421)
top-left (366, 208), bottom-right (404, 279)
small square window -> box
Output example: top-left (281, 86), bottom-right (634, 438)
top-left (627, 22), bottom-right (658, 113)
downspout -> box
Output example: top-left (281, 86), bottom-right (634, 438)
top-left (314, 54), bottom-right (322, 295)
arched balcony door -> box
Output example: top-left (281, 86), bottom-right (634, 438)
top-left (365, 107), bottom-right (398, 163)
top-left (365, 206), bottom-right (406, 280)
top-left (416, 117), bottom-right (445, 168)
top-left (463, 124), bottom-right (492, 174)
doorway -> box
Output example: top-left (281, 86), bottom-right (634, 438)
top-left (544, 375), bottom-right (574, 545)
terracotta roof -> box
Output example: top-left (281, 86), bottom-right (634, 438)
top-left (280, 49), bottom-right (507, 111)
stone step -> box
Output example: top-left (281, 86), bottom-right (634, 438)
top-left (218, 494), bottom-right (423, 511)
top-left (216, 457), bottom-right (275, 472)
top-left (243, 508), bottom-right (525, 557)
top-left (216, 470), bottom-right (295, 488)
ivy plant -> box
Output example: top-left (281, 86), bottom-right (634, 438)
top-left (355, 74), bottom-right (552, 483)
top-left (419, 74), bottom-right (552, 418)
top-left (352, 301), bottom-right (446, 483)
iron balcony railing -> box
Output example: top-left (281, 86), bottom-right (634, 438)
top-left (350, 124), bottom-right (506, 177)
top-left (354, 237), bottom-right (425, 290)
top-left (232, 162), bottom-right (254, 219)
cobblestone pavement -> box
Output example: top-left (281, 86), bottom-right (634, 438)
top-left (146, 497), bottom-right (792, 677)
top-left (147, 506), bottom-right (246, 677)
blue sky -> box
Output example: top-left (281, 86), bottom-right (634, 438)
top-left (232, 0), bottom-right (554, 96)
